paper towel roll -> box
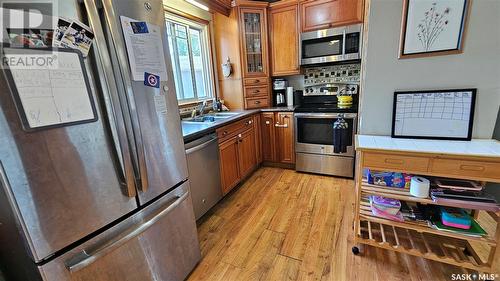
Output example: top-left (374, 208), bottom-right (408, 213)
top-left (286, 87), bottom-right (294, 107)
top-left (410, 176), bottom-right (430, 198)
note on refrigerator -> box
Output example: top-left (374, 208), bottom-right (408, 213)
top-left (3, 48), bottom-right (97, 130)
top-left (120, 16), bottom-right (168, 81)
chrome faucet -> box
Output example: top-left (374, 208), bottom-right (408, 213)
top-left (198, 100), bottom-right (208, 117)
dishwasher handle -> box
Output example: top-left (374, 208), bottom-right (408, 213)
top-left (185, 136), bottom-right (218, 155)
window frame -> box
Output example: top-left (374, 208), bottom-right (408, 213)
top-left (165, 11), bottom-right (215, 104)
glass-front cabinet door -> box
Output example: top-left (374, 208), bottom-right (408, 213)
top-left (240, 8), bottom-right (268, 77)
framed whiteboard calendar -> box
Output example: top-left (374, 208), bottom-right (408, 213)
top-left (3, 47), bottom-right (98, 131)
top-left (391, 89), bottom-right (476, 141)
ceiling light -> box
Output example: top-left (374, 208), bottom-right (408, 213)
top-left (185, 0), bottom-right (209, 11)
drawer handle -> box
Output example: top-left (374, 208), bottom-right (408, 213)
top-left (245, 120), bottom-right (253, 125)
top-left (253, 90), bottom-right (260, 93)
top-left (459, 165), bottom-right (485, 172)
top-left (275, 123), bottom-right (288, 128)
top-left (255, 101), bottom-right (261, 104)
top-left (384, 158), bottom-right (404, 165)
top-left (265, 121), bottom-right (270, 125)
top-left (254, 79), bottom-right (260, 83)
top-left (223, 131), bottom-right (228, 135)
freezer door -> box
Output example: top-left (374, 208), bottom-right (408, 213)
top-left (38, 182), bottom-right (201, 281)
top-left (99, 0), bottom-right (189, 204)
top-left (0, 1), bottom-right (138, 262)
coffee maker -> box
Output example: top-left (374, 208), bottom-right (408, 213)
top-left (273, 79), bottom-right (287, 106)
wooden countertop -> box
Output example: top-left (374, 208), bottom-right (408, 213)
top-left (355, 135), bottom-right (500, 158)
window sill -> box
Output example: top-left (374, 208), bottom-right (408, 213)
top-left (178, 98), bottom-right (212, 108)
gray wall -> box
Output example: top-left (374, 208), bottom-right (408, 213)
top-left (359, 0), bottom-right (500, 138)
top-left (493, 106), bottom-right (500, 140)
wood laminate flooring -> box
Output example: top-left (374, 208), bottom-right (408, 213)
top-left (187, 167), bottom-right (498, 281)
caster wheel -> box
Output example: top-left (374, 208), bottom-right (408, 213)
top-left (352, 246), bottom-right (360, 255)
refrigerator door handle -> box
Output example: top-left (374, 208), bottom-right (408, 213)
top-left (65, 191), bottom-right (189, 273)
top-left (100, 0), bottom-right (149, 193)
top-left (83, 0), bottom-right (136, 197)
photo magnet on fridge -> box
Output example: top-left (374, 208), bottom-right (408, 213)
top-left (144, 72), bottom-right (160, 88)
top-left (130, 22), bottom-right (149, 34)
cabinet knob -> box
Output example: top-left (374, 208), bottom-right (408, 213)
top-left (254, 79), bottom-right (260, 83)
top-left (238, 133), bottom-right (242, 138)
top-left (255, 101), bottom-right (261, 104)
top-left (265, 121), bottom-right (270, 125)
top-left (223, 131), bottom-right (228, 135)
top-left (275, 122), bottom-right (288, 128)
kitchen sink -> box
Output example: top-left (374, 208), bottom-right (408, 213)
top-left (184, 116), bottom-right (216, 123)
top-left (210, 112), bottom-right (239, 117)
top-left (183, 112), bottom-right (240, 123)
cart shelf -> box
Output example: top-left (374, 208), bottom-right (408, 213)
top-left (354, 135), bottom-right (500, 273)
top-left (361, 182), bottom-right (500, 216)
top-left (359, 198), bottom-right (497, 246)
top-left (358, 220), bottom-right (492, 272)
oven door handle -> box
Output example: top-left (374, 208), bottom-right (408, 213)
top-left (294, 113), bottom-right (357, 119)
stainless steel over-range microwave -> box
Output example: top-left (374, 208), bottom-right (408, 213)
top-left (300, 23), bottom-right (362, 65)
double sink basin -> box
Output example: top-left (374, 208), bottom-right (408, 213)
top-left (182, 112), bottom-right (240, 124)
top-left (181, 111), bottom-right (245, 140)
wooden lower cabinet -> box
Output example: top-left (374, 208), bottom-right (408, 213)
top-left (260, 112), bottom-right (295, 164)
top-left (276, 112), bottom-right (295, 164)
top-left (217, 112), bottom-right (293, 194)
top-left (254, 114), bottom-right (263, 164)
top-left (261, 112), bottom-right (276, 162)
top-left (238, 128), bottom-right (257, 179)
top-left (217, 117), bottom-right (259, 194)
top-left (219, 136), bottom-right (241, 194)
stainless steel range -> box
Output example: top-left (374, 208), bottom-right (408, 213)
top-left (294, 63), bottom-right (360, 177)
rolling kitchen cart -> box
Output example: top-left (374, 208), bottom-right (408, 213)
top-left (353, 135), bottom-right (500, 273)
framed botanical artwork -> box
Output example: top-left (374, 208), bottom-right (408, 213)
top-left (399, 0), bottom-right (470, 59)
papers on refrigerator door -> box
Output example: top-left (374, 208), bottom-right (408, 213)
top-left (120, 16), bottom-right (168, 81)
top-left (3, 48), bottom-right (97, 130)
top-left (154, 94), bottom-right (167, 114)
top-left (52, 18), bottom-right (95, 57)
top-left (53, 17), bottom-right (71, 46)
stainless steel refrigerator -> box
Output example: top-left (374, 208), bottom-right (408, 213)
top-left (0, 0), bottom-right (201, 280)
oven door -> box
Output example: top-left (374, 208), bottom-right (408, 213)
top-left (295, 113), bottom-right (357, 156)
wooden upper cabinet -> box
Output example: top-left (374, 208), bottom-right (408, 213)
top-left (239, 7), bottom-right (269, 78)
top-left (198, 0), bottom-right (232, 16)
top-left (269, 2), bottom-right (300, 76)
top-left (300, 0), bottom-right (364, 32)
top-left (260, 112), bottom-right (276, 162)
top-left (276, 112), bottom-right (295, 164)
top-left (237, 128), bottom-right (257, 179)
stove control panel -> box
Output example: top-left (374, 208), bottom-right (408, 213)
top-left (303, 64), bottom-right (361, 86)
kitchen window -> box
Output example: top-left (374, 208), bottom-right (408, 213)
top-left (165, 13), bottom-right (214, 103)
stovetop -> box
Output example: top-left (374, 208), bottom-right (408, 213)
top-left (294, 103), bottom-right (358, 113)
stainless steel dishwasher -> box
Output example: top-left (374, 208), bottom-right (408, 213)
top-left (185, 133), bottom-right (222, 220)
